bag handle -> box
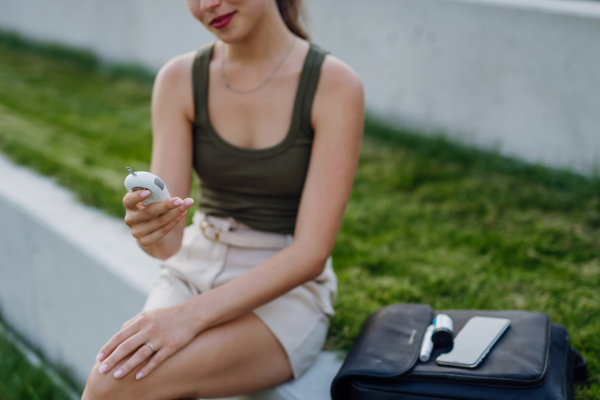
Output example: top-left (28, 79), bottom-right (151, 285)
top-left (570, 347), bottom-right (587, 383)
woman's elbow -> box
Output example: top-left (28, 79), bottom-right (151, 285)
top-left (300, 245), bottom-right (331, 280)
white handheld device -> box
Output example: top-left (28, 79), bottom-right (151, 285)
top-left (419, 324), bottom-right (435, 362)
top-left (124, 167), bottom-right (171, 206)
top-left (436, 316), bottom-right (510, 369)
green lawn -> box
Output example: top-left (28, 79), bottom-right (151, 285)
top-left (0, 31), bottom-right (598, 398)
top-left (0, 322), bottom-right (79, 400)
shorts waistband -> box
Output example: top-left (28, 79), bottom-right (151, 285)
top-left (192, 211), bottom-right (291, 250)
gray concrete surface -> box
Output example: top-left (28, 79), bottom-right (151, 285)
top-left (0, 152), bottom-right (160, 384)
top-left (1, 0), bottom-right (599, 174)
top-left (220, 352), bottom-right (345, 400)
top-left (310, 0), bottom-right (600, 175)
top-left (0, 152), bottom-right (344, 398)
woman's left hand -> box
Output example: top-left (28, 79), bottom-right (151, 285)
top-left (95, 304), bottom-right (200, 380)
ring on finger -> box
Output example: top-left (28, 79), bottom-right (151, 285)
top-left (144, 343), bottom-right (156, 352)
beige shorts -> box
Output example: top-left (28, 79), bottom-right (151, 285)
top-left (142, 211), bottom-right (338, 380)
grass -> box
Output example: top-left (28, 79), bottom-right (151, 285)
top-left (0, 29), bottom-right (196, 221)
top-left (0, 30), bottom-right (598, 398)
top-left (0, 320), bottom-right (80, 400)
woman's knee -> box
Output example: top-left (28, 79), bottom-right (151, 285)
top-left (81, 343), bottom-right (209, 400)
top-left (82, 313), bottom-right (290, 399)
top-left (82, 360), bottom-right (122, 400)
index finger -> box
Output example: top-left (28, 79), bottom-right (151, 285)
top-left (95, 321), bottom-right (140, 363)
top-left (122, 189), bottom-right (151, 210)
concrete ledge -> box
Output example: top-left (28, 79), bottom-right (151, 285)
top-left (0, 152), bottom-right (343, 399)
top-left (223, 351), bottom-right (344, 400)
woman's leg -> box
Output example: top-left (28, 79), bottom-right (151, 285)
top-left (82, 311), bottom-right (293, 400)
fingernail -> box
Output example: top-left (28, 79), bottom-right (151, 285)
top-left (99, 364), bottom-right (108, 373)
top-left (136, 372), bottom-right (144, 380)
top-left (141, 190), bottom-right (151, 198)
top-left (96, 352), bottom-right (104, 361)
top-left (172, 198), bottom-right (183, 206)
top-left (184, 198), bottom-right (194, 207)
top-left (114, 369), bottom-right (123, 378)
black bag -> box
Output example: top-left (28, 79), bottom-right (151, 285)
top-left (331, 304), bottom-right (587, 400)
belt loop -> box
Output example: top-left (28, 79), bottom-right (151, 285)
top-left (226, 217), bottom-right (239, 231)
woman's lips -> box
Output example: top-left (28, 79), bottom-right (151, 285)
top-left (210, 12), bottom-right (236, 29)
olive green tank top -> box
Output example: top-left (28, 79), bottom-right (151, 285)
top-left (191, 42), bottom-right (328, 234)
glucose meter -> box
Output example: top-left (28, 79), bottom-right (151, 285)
top-left (124, 167), bottom-right (171, 206)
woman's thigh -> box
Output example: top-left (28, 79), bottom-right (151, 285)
top-left (82, 312), bottom-right (293, 400)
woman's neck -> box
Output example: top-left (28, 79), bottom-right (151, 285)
top-left (222, 2), bottom-right (297, 66)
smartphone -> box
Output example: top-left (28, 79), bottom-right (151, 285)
top-left (436, 316), bottom-right (510, 368)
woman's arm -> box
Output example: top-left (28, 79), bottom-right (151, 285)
top-left (133, 52), bottom-right (197, 260)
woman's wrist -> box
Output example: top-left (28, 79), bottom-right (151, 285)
top-left (178, 296), bottom-right (213, 334)
top-left (136, 232), bottom-right (180, 261)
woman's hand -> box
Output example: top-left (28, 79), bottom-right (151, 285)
top-left (123, 189), bottom-right (194, 246)
top-left (95, 304), bottom-right (200, 379)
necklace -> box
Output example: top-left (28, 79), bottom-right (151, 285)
top-left (220, 36), bottom-right (297, 94)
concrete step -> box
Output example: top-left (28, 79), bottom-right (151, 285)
top-left (219, 351), bottom-right (344, 400)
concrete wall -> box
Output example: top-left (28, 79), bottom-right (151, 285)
top-left (310, 0), bottom-right (600, 175)
top-left (1, 0), bottom-right (599, 174)
top-left (0, 0), bottom-right (214, 69)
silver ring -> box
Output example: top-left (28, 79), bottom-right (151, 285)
top-left (144, 343), bottom-right (156, 352)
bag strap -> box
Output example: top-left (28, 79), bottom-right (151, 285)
top-left (570, 346), bottom-right (587, 383)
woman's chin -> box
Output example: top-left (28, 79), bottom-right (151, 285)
top-left (213, 31), bottom-right (246, 44)
top-left (208, 22), bottom-right (253, 44)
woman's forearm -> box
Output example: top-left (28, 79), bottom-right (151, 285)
top-left (183, 240), bottom-right (329, 334)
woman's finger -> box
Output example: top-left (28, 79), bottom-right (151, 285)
top-left (95, 322), bottom-right (141, 362)
top-left (124, 196), bottom-right (189, 228)
top-left (123, 190), bottom-right (152, 210)
top-left (131, 201), bottom-right (192, 239)
top-left (121, 316), bottom-right (136, 330)
top-left (112, 343), bottom-right (156, 379)
top-left (98, 333), bottom-right (148, 375)
top-left (135, 346), bottom-right (175, 380)
top-left (135, 210), bottom-right (188, 247)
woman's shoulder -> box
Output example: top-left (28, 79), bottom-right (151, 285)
top-left (155, 41), bottom-right (216, 86)
top-left (152, 44), bottom-right (213, 123)
top-left (318, 50), bottom-right (362, 94)
top-left (156, 50), bottom-right (197, 85)
top-left (311, 46), bottom-right (364, 121)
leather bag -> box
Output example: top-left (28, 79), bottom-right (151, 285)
top-left (331, 304), bottom-right (587, 400)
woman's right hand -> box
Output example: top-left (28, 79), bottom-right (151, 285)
top-left (123, 189), bottom-right (194, 246)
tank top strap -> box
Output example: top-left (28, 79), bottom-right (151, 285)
top-left (295, 43), bottom-right (329, 135)
top-left (192, 41), bottom-right (216, 128)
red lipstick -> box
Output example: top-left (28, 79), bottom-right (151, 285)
top-left (210, 11), bottom-right (236, 29)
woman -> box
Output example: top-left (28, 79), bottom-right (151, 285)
top-left (82, 0), bottom-right (363, 398)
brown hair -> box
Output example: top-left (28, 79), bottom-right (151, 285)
top-left (276, 0), bottom-right (310, 41)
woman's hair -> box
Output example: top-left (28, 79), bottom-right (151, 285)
top-left (276, 0), bottom-right (310, 41)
